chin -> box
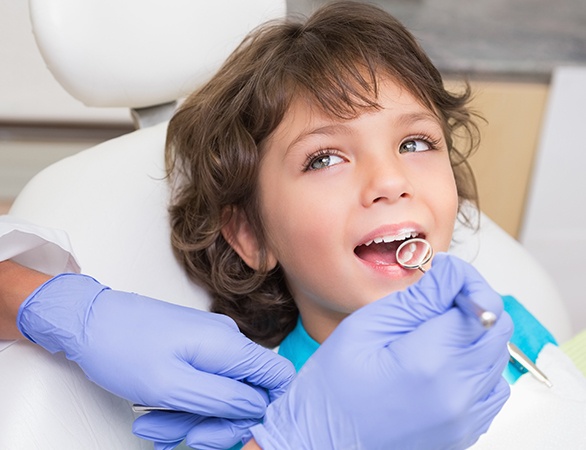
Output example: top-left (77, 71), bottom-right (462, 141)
top-left (383, 272), bottom-right (423, 295)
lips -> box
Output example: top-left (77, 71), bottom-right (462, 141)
top-left (354, 231), bottom-right (420, 266)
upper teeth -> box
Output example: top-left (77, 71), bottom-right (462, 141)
top-left (363, 231), bottom-right (418, 247)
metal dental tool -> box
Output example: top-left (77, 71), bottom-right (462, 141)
top-left (132, 404), bottom-right (176, 413)
top-left (396, 238), bottom-right (552, 387)
top-left (507, 342), bottom-right (553, 388)
top-left (396, 238), bottom-right (497, 328)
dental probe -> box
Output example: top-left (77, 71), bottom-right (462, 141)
top-left (507, 342), bottom-right (553, 388)
top-left (132, 404), bottom-right (176, 413)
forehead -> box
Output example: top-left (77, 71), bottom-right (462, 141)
top-left (267, 77), bottom-right (441, 146)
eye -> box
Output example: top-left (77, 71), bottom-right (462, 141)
top-left (399, 138), bottom-right (434, 154)
top-left (304, 150), bottom-right (345, 171)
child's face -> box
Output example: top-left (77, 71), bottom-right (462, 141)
top-left (244, 78), bottom-right (458, 342)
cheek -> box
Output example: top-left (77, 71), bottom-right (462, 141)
top-left (258, 177), bottom-right (346, 269)
top-left (442, 170), bottom-right (459, 212)
top-left (436, 169), bottom-right (459, 250)
top-left (263, 190), bottom-right (340, 255)
top-left (257, 178), bottom-right (308, 260)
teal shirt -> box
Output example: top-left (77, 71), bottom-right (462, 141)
top-left (278, 295), bottom-right (558, 384)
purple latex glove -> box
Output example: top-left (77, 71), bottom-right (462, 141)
top-left (133, 412), bottom-right (262, 450)
top-left (249, 253), bottom-right (513, 450)
top-left (17, 273), bottom-right (294, 447)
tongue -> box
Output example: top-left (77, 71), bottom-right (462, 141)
top-left (355, 242), bottom-right (400, 265)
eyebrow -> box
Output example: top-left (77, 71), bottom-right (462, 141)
top-left (396, 111), bottom-right (441, 127)
top-left (286, 123), bottom-right (352, 156)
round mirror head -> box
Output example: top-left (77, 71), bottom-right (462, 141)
top-left (396, 238), bottom-right (434, 271)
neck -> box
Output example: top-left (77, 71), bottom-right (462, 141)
top-left (296, 302), bottom-right (348, 344)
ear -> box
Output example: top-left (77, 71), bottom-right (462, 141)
top-left (221, 207), bottom-right (277, 271)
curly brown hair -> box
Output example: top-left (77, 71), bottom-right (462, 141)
top-left (166, 1), bottom-right (480, 348)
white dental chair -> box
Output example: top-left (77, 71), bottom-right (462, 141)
top-left (0, 0), bottom-right (573, 448)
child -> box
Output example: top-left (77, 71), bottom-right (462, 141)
top-left (166, 1), bottom-right (586, 447)
top-left (166, 0), bottom-right (480, 349)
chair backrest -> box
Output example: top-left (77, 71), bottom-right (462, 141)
top-left (29, 0), bottom-right (286, 108)
top-left (0, 1), bottom-right (285, 448)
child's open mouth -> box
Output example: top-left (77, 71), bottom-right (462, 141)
top-left (354, 232), bottom-right (421, 266)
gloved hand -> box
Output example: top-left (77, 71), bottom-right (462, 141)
top-left (133, 411), bottom-right (261, 450)
top-left (17, 273), bottom-right (295, 448)
top-left (249, 253), bottom-right (514, 450)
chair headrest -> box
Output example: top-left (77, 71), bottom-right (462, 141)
top-left (29, 0), bottom-right (286, 108)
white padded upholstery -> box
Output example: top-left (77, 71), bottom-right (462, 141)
top-left (9, 122), bottom-right (211, 310)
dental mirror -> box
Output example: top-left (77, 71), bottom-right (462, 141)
top-left (396, 238), bottom-right (433, 272)
top-left (394, 237), bottom-right (551, 386)
top-left (396, 237), bottom-right (497, 329)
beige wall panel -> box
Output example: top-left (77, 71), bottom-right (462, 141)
top-left (448, 80), bottom-right (549, 238)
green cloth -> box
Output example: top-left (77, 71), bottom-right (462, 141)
top-left (561, 328), bottom-right (586, 378)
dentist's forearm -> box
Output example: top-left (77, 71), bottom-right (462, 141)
top-left (0, 260), bottom-right (51, 340)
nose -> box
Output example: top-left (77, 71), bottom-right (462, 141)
top-left (359, 155), bottom-right (413, 207)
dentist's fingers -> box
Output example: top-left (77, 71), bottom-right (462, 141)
top-left (133, 411), bottom-right (205, 443)
top-left (185, 417), bottom-right (260, 450)
top-left (198, 338), bottom-right (295, 402)
top-left (134, 411), bottom-right (259, 450)
top-left (154, 441), bottom-right (183, 450)
top-left (349, 308), bottom-right (511, 444)
top-left (385, 306), bottom-right (512, 384)
top-left (332, 253), bottom-right (505, 347)
top-left (139, 363), bottom-right (271, 418)
top-left (441, 377), bottom-right (511, 450)
top-left (406, 253), bottom-right (505, 325)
